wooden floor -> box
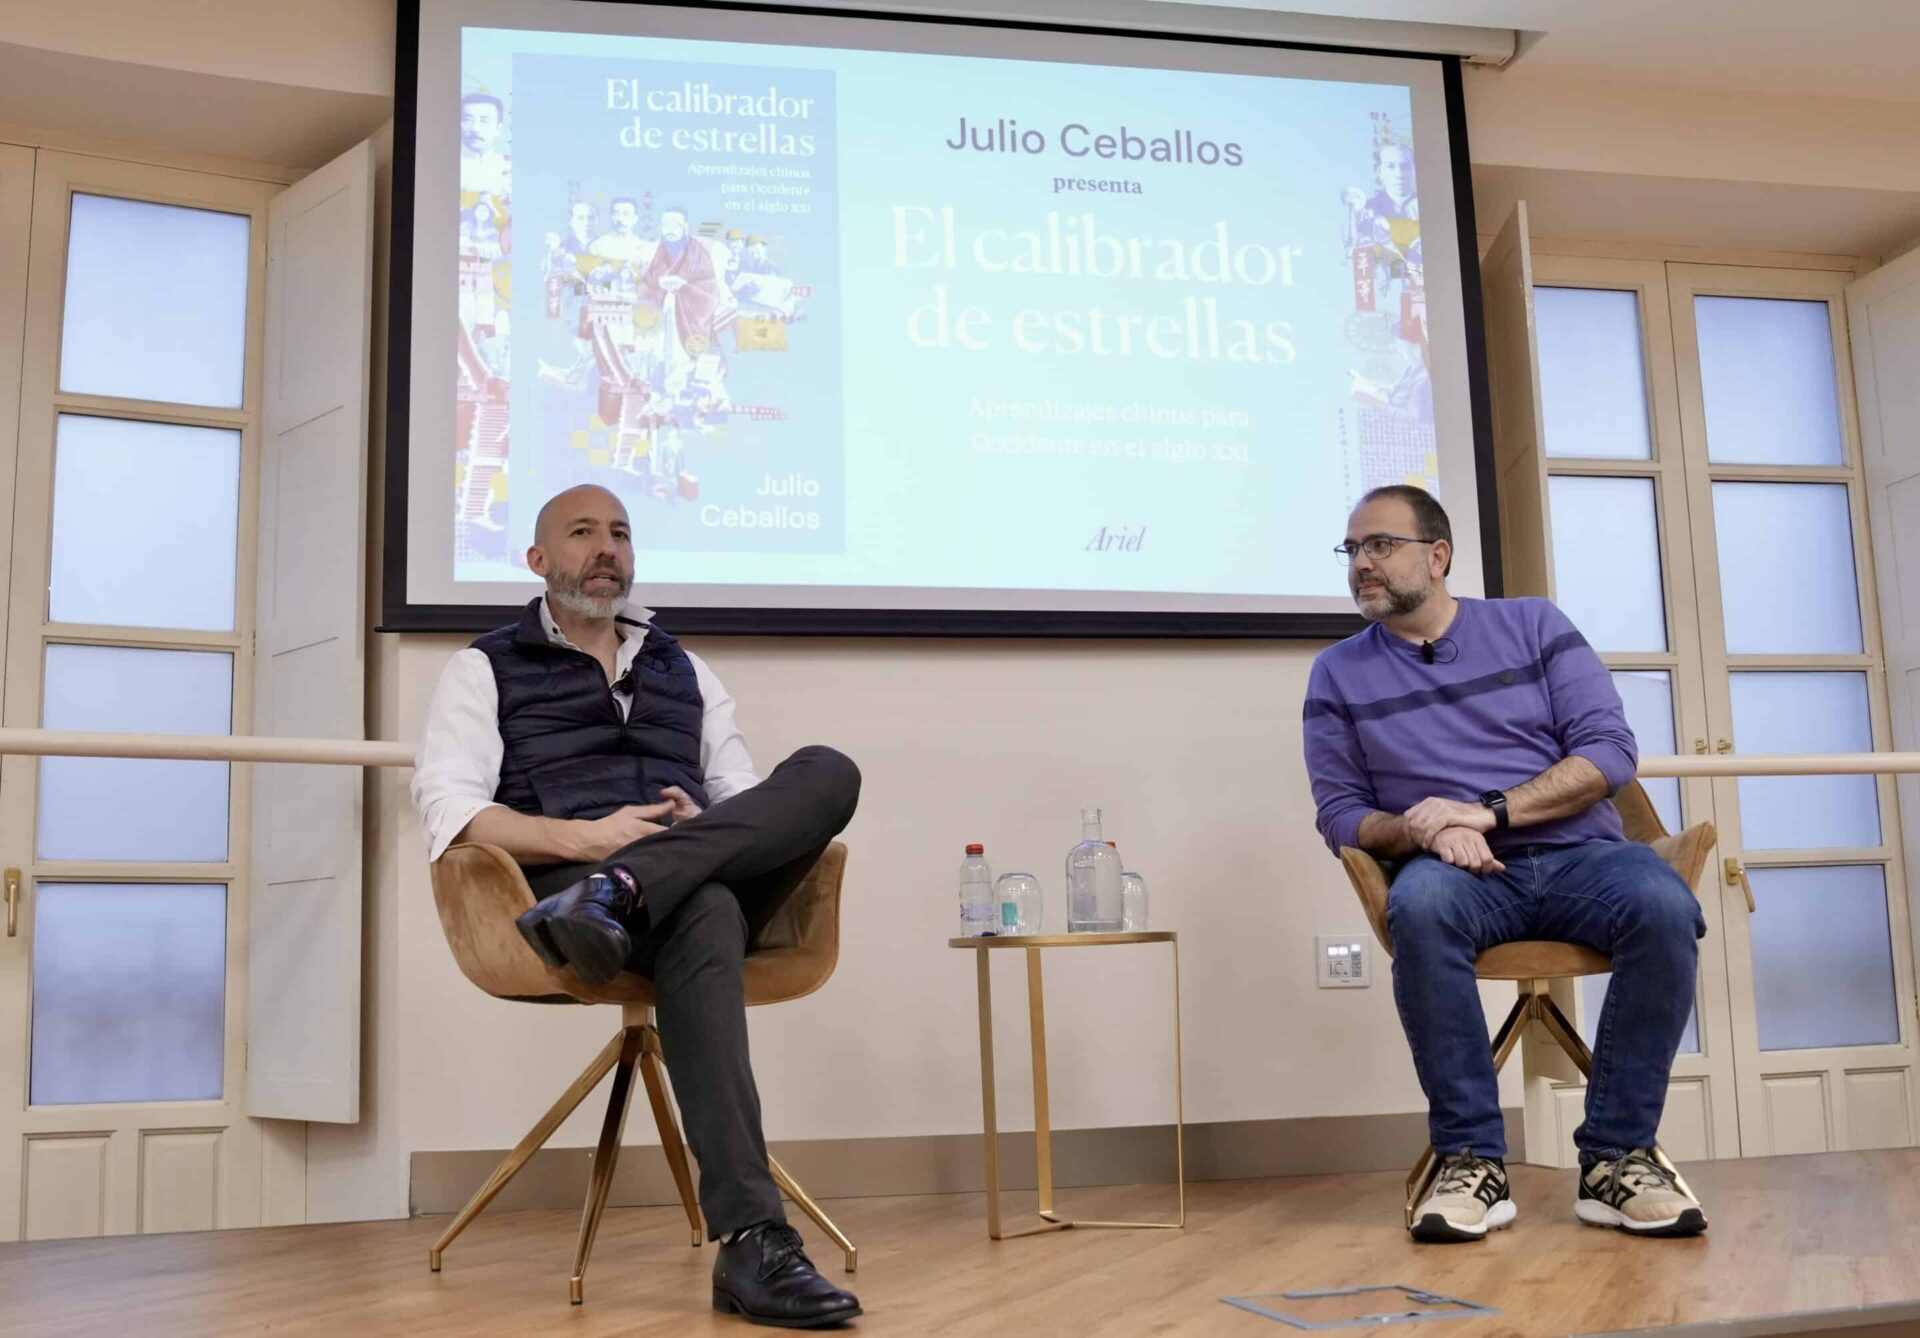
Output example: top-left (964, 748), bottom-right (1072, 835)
top-left (3, 1150), bottom-right (1919, 1337)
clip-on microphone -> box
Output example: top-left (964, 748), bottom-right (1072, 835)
top-left (1417, 637), bottom-right (1458, 665)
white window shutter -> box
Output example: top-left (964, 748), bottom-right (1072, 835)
top-left (1849, 244), bottom-right (1920, 1024)
top-left (248, 138), bottom-right (374, 1123)
top-left (1481, 201), bottom-right (1553, 600)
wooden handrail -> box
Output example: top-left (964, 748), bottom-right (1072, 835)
top-left (0, 728), bottom-right (414, 767)
top-left (0, 728), bottom-right (1918, 780)
top-left (1637, 753), bottom-right (1920, 779)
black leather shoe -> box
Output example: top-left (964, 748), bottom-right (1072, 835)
top-left (514, 869), bottom-right (641, 986)
top-left (712, 1222), bottom-right (861, 1328)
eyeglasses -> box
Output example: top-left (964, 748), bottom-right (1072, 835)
top-left (1333, 534), bottom-right (1434, 565)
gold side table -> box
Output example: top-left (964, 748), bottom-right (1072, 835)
top-left (948, 931), bottom-right (1184, 1240)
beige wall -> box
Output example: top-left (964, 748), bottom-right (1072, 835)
top-left (308, 122), bottom-right (1520, 1203)
top-left (360, 634), bottom-right (1508, 1147)
top-left (300, 124), bottom-right (1518, 1216)
top-left (313, 109), bottom-right (1512, 1211)
top-left (321, 19), bottom-right (1914, 1226)
top-left (1463, 64), bottom-right (1920, 194)
top-left (4, 0), bottom-right (394, 98)
top-left (7, 0), bottom-right (1919, 1224)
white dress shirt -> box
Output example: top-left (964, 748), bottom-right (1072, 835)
top-left (411, 597), bottom-right (760, 860)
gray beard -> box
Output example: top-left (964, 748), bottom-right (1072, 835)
top-left (549, 571), bottom-right (631, 621)
top-left (1356, 577), bottom-right (1431, 621)
top-left (550, 588), bottom-right (622, 620)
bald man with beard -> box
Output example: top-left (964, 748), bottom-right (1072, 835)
top-left (412, 485), bottom-right (863, 1328)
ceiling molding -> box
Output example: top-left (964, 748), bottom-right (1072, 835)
top-left (0, 40), bottom-right (392, 174)
top-left (0, 121), bottom-right (307, 185)
top-left (743, 0), bottom-right (1518, 62)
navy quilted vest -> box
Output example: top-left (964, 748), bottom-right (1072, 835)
top-left (471, 599), bottom-right (709, 821)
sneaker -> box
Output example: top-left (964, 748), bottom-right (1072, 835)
top-left (1410, 1153), bottom-right (1516, 1243)
top-left (1575, 1150), bottom-right (1708, 1236)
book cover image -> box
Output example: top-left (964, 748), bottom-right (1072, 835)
top-left (498, 54), bottom-right (843, 561)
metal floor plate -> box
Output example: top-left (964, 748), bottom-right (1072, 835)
top-left (1223, 1284), bottom-right (1500, 1330)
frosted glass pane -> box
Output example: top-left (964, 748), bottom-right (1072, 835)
top-left (1731, 673), bottom-right (1879, 850)
top-left (1696, 296), bottom-right (1844, 466)
top-left (1580, 973), bottom-right (1699, 1056)
top-left (1612, 670), bottom-right (1683, 834)
top-left (1749, 865), bottom-right (1899, 1051)
top-left (37, 645), bottom-right (232, 862)
top-left (50, 416), bottom-right (240, 631)
top-left (1549, 476), bottom-right (1667, 652)
top-left (1713, 483), bottom-right (1862, 654)
top-left (60, 194), bottom-right (249, 408)
top-left (31, 884), bottom-right (225, 1104)
top-left (1536, 288), bottom-right (1653, 460)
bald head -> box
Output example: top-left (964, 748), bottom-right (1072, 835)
top-left (534, 484), bottom-right (626, 548)
top-left (528, 486), bottom-right (634, 620)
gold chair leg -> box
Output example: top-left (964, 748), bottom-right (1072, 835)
top-left (638, 1025), bottom-right (704, 1247)
top-left (570, 1027), bottom-right (645, 1305)
top-left (1649, 1143), bottom-right (1698, 1205)
top-left (1491, 989), bottom-right (1537, 1073)
top-left (768, 1155), bottom-right (857, 1274)
top-left (1405, 1144), bottom-right (1439, 1230)
top-left (1535, 992), bottom-right (1597, 1078)
top-left (1537, 993), bottom-right (1698, 1201)
top-left (430, 1027), bottom-right (628, 1272)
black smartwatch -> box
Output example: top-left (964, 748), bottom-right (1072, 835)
top-left (1478, 789), bottom-right (1510, 830)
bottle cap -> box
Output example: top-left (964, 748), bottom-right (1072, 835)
top-left (965, 843), bottom-right (984, 855)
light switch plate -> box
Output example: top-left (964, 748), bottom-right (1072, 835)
top-left (1316, 934), bottom-right (1371, 988)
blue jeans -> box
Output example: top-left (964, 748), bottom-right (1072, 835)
top-left (1386, 840), bottom-right (1705, 1162)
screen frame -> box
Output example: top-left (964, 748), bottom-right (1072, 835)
top-left (382, 0), bottom-right (1501, 637)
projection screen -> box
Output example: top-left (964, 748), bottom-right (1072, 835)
top-left (388, 0), bottom-right (1496, 634)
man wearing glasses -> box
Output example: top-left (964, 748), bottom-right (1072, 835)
top-left (1301, 484), bottom-right (1708, 1244)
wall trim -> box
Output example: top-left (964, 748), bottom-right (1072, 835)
top-left (1486, 233), bottom-right (1873, 274)
top-left (408, 1110), bottom-right (1523, 1216)
top-left (0, 121), bottom-right (304, 186)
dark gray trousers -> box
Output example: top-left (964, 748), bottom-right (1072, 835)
top-left (526, 744), bottom-right (860, 1237)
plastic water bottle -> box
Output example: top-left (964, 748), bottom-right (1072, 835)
top-left (959, 843), bottom-right (996, 937)
top-left (1121, 870), bottom-right (1149, 932)
top-left (1066, 809), bottom-right (1123, 933)
top-left (996, 872), bottom-right (1043, 936)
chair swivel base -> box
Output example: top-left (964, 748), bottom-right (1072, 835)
top-left (426, 1005), bottom-right (855, 1305)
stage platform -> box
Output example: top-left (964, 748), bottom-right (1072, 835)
top-left (2, 1148), bottom-right (1917, 1336)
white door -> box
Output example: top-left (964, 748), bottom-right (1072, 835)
top-left (1487, 217), bottom-right (1745, 1164)
top-left (1670, 264), bottom-right (1918, 1156)
top-left (1526, 255), bottom-right (1746, 1165)
top-left (0, 150), bottom-right (281, 1240)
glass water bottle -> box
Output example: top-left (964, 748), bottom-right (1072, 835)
top-left (1065, 808), bottom-right (1124, 932)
